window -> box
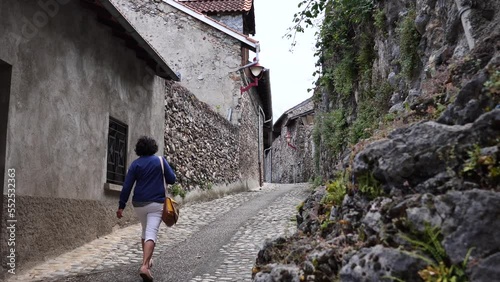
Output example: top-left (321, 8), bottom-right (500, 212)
top-left (107, 117), bottom-right (128, 185)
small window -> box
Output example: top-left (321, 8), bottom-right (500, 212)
top-left (107, 117), bottom-right (128, 185)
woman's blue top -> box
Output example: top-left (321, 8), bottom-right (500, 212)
top-left (119, 155), bottom-right (176, 209)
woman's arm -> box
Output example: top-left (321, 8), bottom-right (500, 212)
top-left (118, 163), bottom-right (137, 209)
top-left (162, 157), bottom-right (176, 184)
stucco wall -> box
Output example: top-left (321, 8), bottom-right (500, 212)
top-left (112, 0), bottom-right (245, 123)
top-left (0, 0), bottom-right (165, 272)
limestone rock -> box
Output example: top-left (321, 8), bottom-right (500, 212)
top-left (339, 245), bottom-right (428, 282)
top-left (353, 109), bottom-right (500, 194)
top-left (254, 264), bottom-right (301, 282)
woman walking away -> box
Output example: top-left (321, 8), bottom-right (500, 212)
top-left (116, 136), bottom-right (176, 282)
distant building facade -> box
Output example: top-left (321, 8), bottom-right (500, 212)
top-left (265, 98), bottom-right (315, 183)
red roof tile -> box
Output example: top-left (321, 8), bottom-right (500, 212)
top-left (177, 0), bottom-right (252, 13)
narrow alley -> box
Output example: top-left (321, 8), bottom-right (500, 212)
top-left (10, 184), bottom-right (310, 282)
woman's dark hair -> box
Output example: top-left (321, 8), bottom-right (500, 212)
top-left (134, 136), bottom-right (158, 156)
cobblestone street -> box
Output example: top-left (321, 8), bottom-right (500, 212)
top-left (8, 183), bottom-right (310, 282)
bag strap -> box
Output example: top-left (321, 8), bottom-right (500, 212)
top-left (158, 156), bottom-right (168, 197)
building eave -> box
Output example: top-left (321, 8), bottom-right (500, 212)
top-left (94, 0), bottom-right (180, 81)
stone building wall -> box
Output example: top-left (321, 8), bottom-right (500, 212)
top-left (211, 14), bottom-right (244, 33)
top-left (237, 87), bottom-right (261, 188)
top-left (115, 0), bottom-right (263, 190)
top-left (164, 81), bottom-right (260, 191)
top-left (265, 99), bottom-right (315, 183)
top-left (266, 121), bottom-right (314, 184)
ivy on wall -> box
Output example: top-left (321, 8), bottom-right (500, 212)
top-left (291, 0), bottom-right (415, 167)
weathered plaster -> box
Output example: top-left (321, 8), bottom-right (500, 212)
top-left (111, 0), bottom-right (245, 123)
top-left (0, 0), bottom-right (165, 200)
top-left (0, 0), bottom-right (166, 272)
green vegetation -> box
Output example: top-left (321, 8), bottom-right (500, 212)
top-left (399, 223), bottom-right (472, 282)
top-left (462, 144), bottom-right (500, 186)
top-left (291, 1), bottom-right (420, 184)
top-left (325, 173), bottom-right (348, 205)
top-left (462, 144), bottom-right (482, 173)
top-left (484, 69), bottom-right (500, 104)
top-left (356, 172), bottom-right (383, 200)
top-left (399, 9), bottom-right (421, 81)
top-left (313, 117), bottom-right (322, 171)
top-left (321, 109), bottom-right (348, 155)
top-left (320, 219), bottom-right (332, 231)
top-left (357, 32), bottom-right (376, 85)
top-left (374, 8), bottom-right (386, 33)
top-left (171, 183), bottom-right (186, 199)
top-left (312, 175), bottom-right (323, 188)
top-left (321, 183), bottom-right (346, 207)
top-left (333, 53), bottom-right (356, 97)
top-left (296, 201), bottom-right (305, 212)
top-left (296, 0), bottom-right (395, 165)
top-left (316, 0), bottom-right (374, 93)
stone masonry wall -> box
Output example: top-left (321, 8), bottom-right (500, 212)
top-left (265, 99), bottom-right (315, 183)
top-left (164, 81), bottom-right (241, 191)
top-left (237, 87), bottom-right (261, 188)
top-left (211, 14), bottom-right (244, 33)
top-left (266, 121), bottom-right (314, 184)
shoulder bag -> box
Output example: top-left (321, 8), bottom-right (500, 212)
top-left (159, 156), bottom-right (179, 227)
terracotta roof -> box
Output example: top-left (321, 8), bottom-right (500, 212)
top-left (177, 0), bottom-right (252, 13)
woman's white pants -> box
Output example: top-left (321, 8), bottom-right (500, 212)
top-left (134, 202), bottom-right (163, 243)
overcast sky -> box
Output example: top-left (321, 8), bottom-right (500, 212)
top-left (252, 0), bottom-right (319, 123)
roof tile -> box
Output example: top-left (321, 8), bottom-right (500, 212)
top-left (177, 0), bottom-right (252, 13)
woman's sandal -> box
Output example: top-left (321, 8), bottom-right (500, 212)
top-left (139, 267), bottom-right (153, 282)
top-left (139, 270), bottom-right (153, 282)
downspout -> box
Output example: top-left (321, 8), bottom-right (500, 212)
top-left (258, 112), bottom-right (262, 186)
top-left (237, 44), bottom-right (269, 187)
top-left (454, 0), bottom-right (475, 50)
top-left (259, 106), bottom-right (272, 124)
top-left (258, 106), bottom-right (272, 186)
top-left (242, 77), bottom-right (265, 187)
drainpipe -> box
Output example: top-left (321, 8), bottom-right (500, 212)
top-left (258, 106), bottom-right (272, 124)
top-left (238, 48), bottom-right (270, 187)
top-left (258, 106), bottom-right (272, 186)
top-left (258, 112), bottom-right (262, 186)
top-left (454, 0), bottom-right (475, 50)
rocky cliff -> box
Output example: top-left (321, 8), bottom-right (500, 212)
top-left (252, 0), bottom-right (499, 281)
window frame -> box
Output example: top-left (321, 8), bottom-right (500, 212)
top-left (106, 116), bottom-right (128, 185)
